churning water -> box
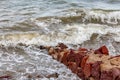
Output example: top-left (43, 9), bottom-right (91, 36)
top-left (0, 0), bottom-right (120, 80)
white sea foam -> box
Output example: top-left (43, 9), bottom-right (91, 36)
top-left (84, 10), bottom-right (120, 24)
top-left (0, 46), bottom-right (80, 80)
top-left (0, 23), bottom-right (119, 46)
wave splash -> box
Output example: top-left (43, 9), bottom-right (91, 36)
top-left (35, 9), bottom-right (120, 25)
top-left (0, 23), bottom-right (120, 55)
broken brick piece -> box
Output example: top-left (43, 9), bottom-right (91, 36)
top-left (68, 62), bottom-right (78, 73)
top-left (83, 63), bottom-right (91, 78)
top-left (95, 45), bottom-right (109, 55)
top-left (91, 61), bottom-right (102, 80)
top-left (81, 56), bottom-right (89, 69)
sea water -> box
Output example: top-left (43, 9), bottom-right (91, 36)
top-left (0, 0), bottom-right (120, 80)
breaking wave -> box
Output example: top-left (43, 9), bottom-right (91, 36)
top-left (35, 9), bottom-right (120, 25)
top-left (0, 23), bottom-right (120, 55)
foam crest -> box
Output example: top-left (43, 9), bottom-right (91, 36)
top-left (84, 10), bottom-right (120, 24)
top-left (0, 24), bottom-right (119, 47)
top-left (33, 10), bottom-right (120, 25)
